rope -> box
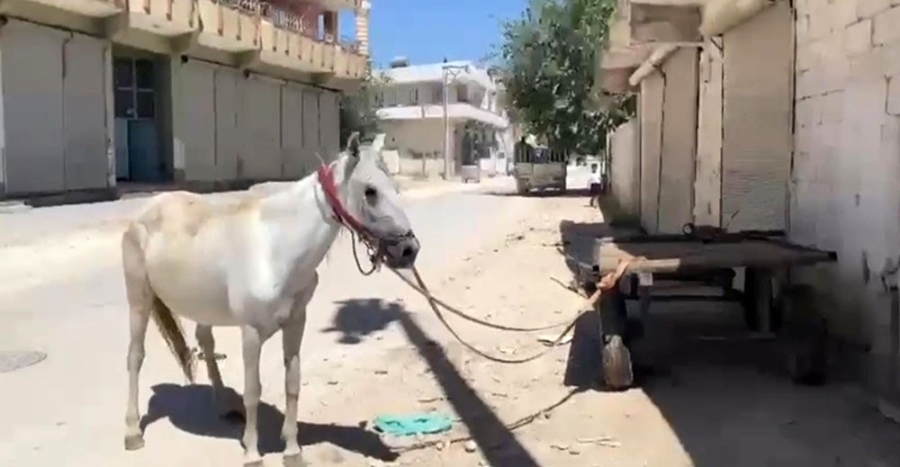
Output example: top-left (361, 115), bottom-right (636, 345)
top-left (386, 259), bottom-right (632, 364)
top-left (350, 230), bottom-right (378, 276)
top-left (331, 168), bottom-right (634, 364)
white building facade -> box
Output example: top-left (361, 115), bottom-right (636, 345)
top-left (0, 0), bottom-right (370, 203)
top-left (373, 60), bottom-right (512, 178)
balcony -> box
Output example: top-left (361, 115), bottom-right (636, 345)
top-left (307, 0), bottom-right (360, 11)
top-left (1, 0), bottom-right (368, 83)
top-left (376, 104), bottom-right (509, 129)
top-left (4, 0), bottom-right (124, 17)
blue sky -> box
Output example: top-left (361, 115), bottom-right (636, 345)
top-left (339, 0), bottom-right (527, 67)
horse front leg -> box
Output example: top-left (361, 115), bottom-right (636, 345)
top-left (240, 325), bottom-right (264, 467)
top-left (281, 274), bottom-right (317, 467)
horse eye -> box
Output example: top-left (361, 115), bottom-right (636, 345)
top-left (364, 186), bottom-right (378, 203)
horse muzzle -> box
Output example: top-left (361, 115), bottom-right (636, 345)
top-left (381, 231), bottom-right (420, 270)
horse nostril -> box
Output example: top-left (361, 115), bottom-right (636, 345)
top-left (401, 246), bottom-right (415, 258)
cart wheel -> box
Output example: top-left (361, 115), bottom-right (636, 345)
top-left (602, 335), bottom-right (633, 390)
top-left (780, 285), bottom-right (828, 386)
top-left (742, 268), bottom-right (778, 332)
top-left (787, 332), bottom-right (827, 386)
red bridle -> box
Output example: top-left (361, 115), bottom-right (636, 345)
top-left (316, 163), bottom-right (374, 241)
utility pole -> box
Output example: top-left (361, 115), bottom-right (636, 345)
top-left (441, 64), bottom-right (469, 180)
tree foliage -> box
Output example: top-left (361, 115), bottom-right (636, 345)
top-left (339, 68), bottom-right (391, 145)
top-left (495, 0), bottom-right (635, 155)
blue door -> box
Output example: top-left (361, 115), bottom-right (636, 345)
top-left (127, 120), bottom-right (162, 182)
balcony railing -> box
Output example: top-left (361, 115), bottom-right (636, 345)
top-left (12, 0), bottom-right (367, 80)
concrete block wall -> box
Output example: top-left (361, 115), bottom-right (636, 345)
top-left (793, 0), bottom-right (900, 392)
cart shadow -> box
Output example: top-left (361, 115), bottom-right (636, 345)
top-left (555, 218), bottom-right (900, 466)
top-left (326, 298), bottom-right (544, 466)
top-left (139, 383), bottom-right (397, 460)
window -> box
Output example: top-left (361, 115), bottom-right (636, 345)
top-left (134, 59), bottom-right (154, 90)
top-left (455, 84), bottom-right (469, 103)
top-left (432, 83), bottom-right (443, 104)
top-left (409, 87), bottom-right (419, 105)
top-left (384, 89), bottom-right (397, 107)
top-left (114, 57), bottom-right (156, 119)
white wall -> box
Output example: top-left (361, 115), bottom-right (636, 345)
top-left (0, 20), bottom-right (112, 196)
top-left (381, 118), bottom-right (464, 178)
top-left (610, 120), bottom-right (641, 218)
top-left (657, 47), bottom-right (699, 234)
top-left (169, 59), bottom-right (341, 183)
top-left (694, 44), bottom-right (724, 227)
top-left (640, 73), bottom-right (664, 233)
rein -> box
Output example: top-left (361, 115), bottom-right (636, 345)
top-left (317, 163), bottom-right (632, 364)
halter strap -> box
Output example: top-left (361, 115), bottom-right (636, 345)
top-left (316, 164), bottom-right (374, 241)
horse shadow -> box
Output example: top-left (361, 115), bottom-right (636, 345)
top-left (139, 383), bottom-right (397, 461)
top-left (320, 298), bottom-right (405, 344)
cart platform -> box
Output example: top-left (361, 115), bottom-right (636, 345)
top-left (593, 235), bottom-right (837, 275)
top-left (576, 231), bottom-right (838, 391)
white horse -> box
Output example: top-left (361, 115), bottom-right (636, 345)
top-left (121, 133), bottom-right (419, 467)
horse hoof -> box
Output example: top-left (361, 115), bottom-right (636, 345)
top-left (243, 458), bottom-right (264, 467)
top-left (124, 434), bottom-right (145, 451)
top-left (284, 452), bottom-right (307, 467)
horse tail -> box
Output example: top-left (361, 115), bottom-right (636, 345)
top-left (123, 215), bottom-right (196, 384)
top-left (150, 295), bottom-right (196, 383)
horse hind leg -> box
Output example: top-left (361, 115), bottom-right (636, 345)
top-left (122, 226), bottom-right (152, 451)
top-left (194, 324), bottom-right (243, 420)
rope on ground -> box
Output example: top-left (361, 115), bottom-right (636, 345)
top-left (393, 388), bottom-right (584, 453)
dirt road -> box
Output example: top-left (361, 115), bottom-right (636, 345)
top-left (297, 192), bottom-right (900, 467)
top-left (3, 174), bottom-right (900, 467)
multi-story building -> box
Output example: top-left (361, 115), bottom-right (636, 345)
top-left (0, 0), bottom-right (371, 202)
top-left (373, 59), bottom-right (512, 178)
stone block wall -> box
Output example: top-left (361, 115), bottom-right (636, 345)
top-left (793, 0), bottom-right (900, 393)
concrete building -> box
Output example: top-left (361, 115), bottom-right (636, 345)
top-left (0, 0), bottom-right (371, 202)
top-left (598, 0), bottom-right (900, 409)
top-left (373, 59), bottom-right (512, 178)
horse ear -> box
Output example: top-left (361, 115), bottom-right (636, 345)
top-left (346, 132), bottom-right (361, 158)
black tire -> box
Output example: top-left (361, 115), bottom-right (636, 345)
top-left (787, 338), bottom-right (827, 386)
top-left (742, 269), bottom-right (778, 332)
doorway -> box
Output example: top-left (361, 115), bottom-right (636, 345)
top-left (114, 56), bottom-right (164, 182)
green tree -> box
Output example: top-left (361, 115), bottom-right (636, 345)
top-left (495, 0), bottom-right (635, 155)
top-left (339, 68), bottom-right (391, 145)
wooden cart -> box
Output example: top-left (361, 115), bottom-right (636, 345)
top-left (588, 231), bottom-right (837, 389)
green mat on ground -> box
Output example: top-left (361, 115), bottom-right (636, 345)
top-left (372, 413), bottom-right (453, 437)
